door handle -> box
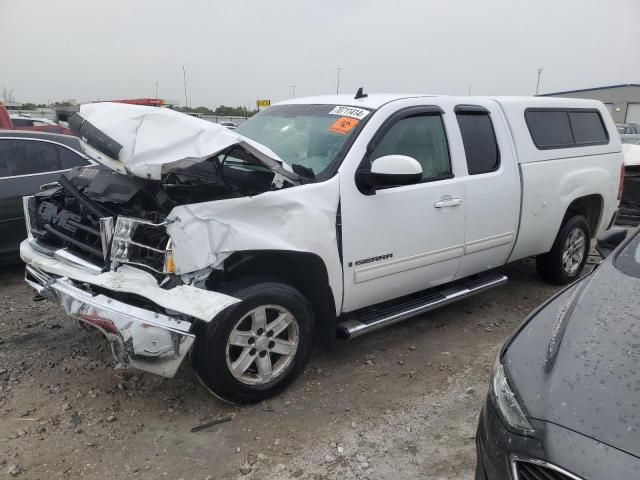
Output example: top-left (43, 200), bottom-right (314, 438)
top-left (434, 197), bottom-right (462, 208)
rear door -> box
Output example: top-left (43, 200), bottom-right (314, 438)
top-left (453, 102), bottom-right (520, 279)
top-left (0, 138), bottom-right (90, 261)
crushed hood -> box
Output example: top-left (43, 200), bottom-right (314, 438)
top-left (74, 102), bottom-right (294, 180)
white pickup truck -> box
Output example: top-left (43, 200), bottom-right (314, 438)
top-left (20, 93), bottom-right (622, 403)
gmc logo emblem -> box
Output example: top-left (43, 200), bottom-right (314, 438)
top-left (38, 202), bottom-right (82, 234)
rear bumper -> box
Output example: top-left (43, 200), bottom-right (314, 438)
top-left (25, 265), bottom-right (194, 378)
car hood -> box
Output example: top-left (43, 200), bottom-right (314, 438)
top-left (504, 260), bottom-right (640, 458)
top-left (74, 102), bottom-right (296, 181)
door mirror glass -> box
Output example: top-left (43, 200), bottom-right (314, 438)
top-left (356, 155), bottom-right (422, 194)
top-left (596, 227), bottom-right (627, 258)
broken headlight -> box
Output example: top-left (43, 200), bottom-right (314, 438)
top-left (110, 216), bottom-right (173, 274)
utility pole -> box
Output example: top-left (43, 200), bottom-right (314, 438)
top-left (535, 68), bottom-right (543, 96)
top-left (290, 85), bottom-right (296, 99)
top-left (155, 82), bottom-right (158, 99)
top-left (182, 65), bottom-right (188, 107)
top-left (336, 67), bottom-right (341, 94)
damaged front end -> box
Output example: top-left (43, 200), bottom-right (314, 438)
top-left (19, 103), bottom-right (304, 377)
top-left (25, 265), bottom-right (198, 377)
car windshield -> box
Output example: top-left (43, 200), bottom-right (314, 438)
top-left (621, 137), bottom-right (640, 144)
top-left (615, 230), bottom-right (640, 277)
top-left (236, 104), bottom-right (370, 177)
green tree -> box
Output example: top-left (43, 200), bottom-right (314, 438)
top-left (52, 100), bottom-right (76, 107)
top-left (175, 104), bottom-right (257, 117)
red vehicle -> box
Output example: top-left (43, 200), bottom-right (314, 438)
top-left (0, 105), bottom-right (74, 135)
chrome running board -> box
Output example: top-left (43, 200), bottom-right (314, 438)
top-left (338, 273), bottom-right (507, 339)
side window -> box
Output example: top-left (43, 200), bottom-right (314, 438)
top-left (0, 139), bottom-right (63, 176)
top-left (11, 118), bottom-right (34, 127)
top-left (525, 111), bottom-right (574, 148)
top-left (59, 146), bottom-right (89, 169)
top-left (456, 111), bottom-right (500, 175)
top-left (0, 140), bottom-right (13, 176)
top-left (369, 114), bottom-right (451, 181)
top-left (525, 109), bottom-right (609, 149)
top-left (568, 111), bottom-right (608, 144)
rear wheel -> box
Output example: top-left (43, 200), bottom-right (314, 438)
top-left (192, 278), bottom-right (314, 404)
top-left (536, 215), bottom-right (590, 284)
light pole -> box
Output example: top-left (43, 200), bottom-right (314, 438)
top-left (336, 67), bottom-right (341, 94)
top-left (290, 85), bottom-right (296, 99)
top-left (155, 82), bottom-right (158, 99)
top-left (182, 65), bottom-right (188, 108)
top-left (535, 68), bottom-right (543, 96)
top-left (468, 84), bottom-right (471, 96)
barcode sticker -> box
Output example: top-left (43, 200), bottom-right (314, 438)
top-left (328, 106), bottom-right (370, 120)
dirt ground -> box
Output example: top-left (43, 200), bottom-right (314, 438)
top-left (0, 257), bottom-right (596, 479)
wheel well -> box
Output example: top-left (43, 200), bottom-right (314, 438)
top-left (564, 194), bottom-right (603, 237)
top-left (212, 251), bottom-right (337, 349)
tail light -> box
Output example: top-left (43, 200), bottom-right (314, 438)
top-left (618, 163), bottom-right (625, 200)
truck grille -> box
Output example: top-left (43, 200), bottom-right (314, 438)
top-left (26, 195), bottom-right (170, 275)
top-left (514, 460), bottom-right (583, 480)
top-left (26, 195), bottom-right (110, 266)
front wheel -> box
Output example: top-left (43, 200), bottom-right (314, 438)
top-left (192, 278), bottom-right (314, 404)
top-left (536, 215), bottom-right (590, 284)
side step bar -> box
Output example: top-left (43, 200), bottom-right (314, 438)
top-left (337, 273), bottom-right (507, 339)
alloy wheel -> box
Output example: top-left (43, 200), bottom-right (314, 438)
top-left (562, 227), bottom-right (586, 275)
top-left (225, 304), bottom-right (300, 385)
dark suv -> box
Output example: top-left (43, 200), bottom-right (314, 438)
top-left (0, 130), bottom-right (93, 264)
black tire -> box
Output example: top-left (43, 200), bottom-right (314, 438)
top-left (536, 215), bottom-right (591, 284)
top-left (192, 277), bottom-right (314, 404)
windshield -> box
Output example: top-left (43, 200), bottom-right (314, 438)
top-left (615, 229), bottom-right (640, 277)
top-left (236, 104), bottom-right (370, 177)
top-left (621, 137), bottom-right (640, 145)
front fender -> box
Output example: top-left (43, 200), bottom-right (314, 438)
top-left (166, 176), bottom-right (344, 313)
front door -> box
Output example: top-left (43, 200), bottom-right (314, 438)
top-left (339, 103), bottom-right (467, 312)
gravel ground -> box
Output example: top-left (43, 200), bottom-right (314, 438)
top-left (0, 257), bottom-right (597, 479)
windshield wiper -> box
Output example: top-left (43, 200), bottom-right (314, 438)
top-left (291, 163), bottom-right (316, 180)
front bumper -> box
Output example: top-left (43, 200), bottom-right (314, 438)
top-left (475, 396), bottom-right (640, 480)
top-left (25, 265), bottom-right (194, 378)
top-left (20, 238), bottom-right (239, 378)
top-left (475, 399), bottom-right (541, 480)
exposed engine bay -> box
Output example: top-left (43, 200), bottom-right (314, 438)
top-left (28, 149), bottom-right (288, 272)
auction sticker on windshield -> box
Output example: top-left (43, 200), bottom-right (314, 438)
top-left (329, 106), bottom-right (369, 120)
top-left (329, 117), bottom-right (360, 135)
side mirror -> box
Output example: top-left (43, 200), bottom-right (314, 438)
top-left (596, 227), bottom-right (627, 258)
top-left (356, 155), bottom-right (422, 194)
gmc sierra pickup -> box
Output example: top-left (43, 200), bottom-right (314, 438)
top-left (20, 93), bottom-right (622, 403)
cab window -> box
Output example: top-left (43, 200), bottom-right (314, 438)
top-left (369, 114), bottom-right (452, 182)
top-left (456, 111), bottom-right (500, 175)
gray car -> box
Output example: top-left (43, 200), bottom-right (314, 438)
top-left (0, 130), bottom-right (92, 264)
top-left (475, 227), bottom-right (640, 479)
